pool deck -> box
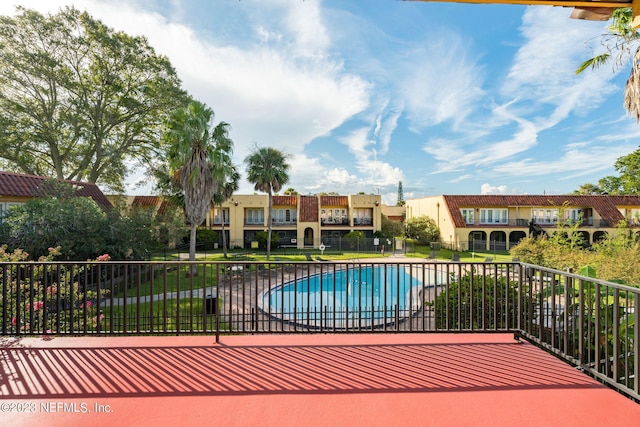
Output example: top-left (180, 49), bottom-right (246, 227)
top-left (1, 333), bottom-right (638, 426)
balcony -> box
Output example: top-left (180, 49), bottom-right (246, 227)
top-left (321, 218), bottom-right (349, 226)
top-left (1, 259), bottom-right (638, 423)
top-left (353, 217), bottom-right (373, 226)
top-left (463, 218), bottom-right (610, 227)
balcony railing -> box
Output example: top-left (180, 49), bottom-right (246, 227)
top-left (321, 219), bottom-right (349, 226)
top-left (463, 219), bottom-right (611, 227)
top-left (1, 259), bottom-right (638, 401)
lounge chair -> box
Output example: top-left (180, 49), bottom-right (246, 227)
top-left (484, 257), bottom-right (493, 262)
top-left (316, 256), bottom-right (329, 262)
top-left (305, 254), bottom-right (315, 262)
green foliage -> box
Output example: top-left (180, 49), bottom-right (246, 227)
top-left (343, 230), bottom-right (364, 250)
top-left (379, 214), bottom-right (404, 238)
top-left (571, 183), bottom-right (602, 195)
top-left (511, 219), bottom-right (640, 285)
top-left (3, 184), bottom-right (157, 260)
top-left (256, 231), bottom-right (280, 250)
top-left (433, 269), bottom-right (521, 330)
top-left (576, 8), bottom-right (638, 75)
top-left (0, 6), bottom-right (187, 192)
top-left (195, 228), bottom-right (219, 250)
top-left (404, 215), bottom-right (440, 244)
top-left (0, 246), bottom-right (108, 335)
top-left (396, 181), bottom-right (405, 206)
top-left (162, 100), bottom-right (234, 264)
top-left (576, 145), bottom-right (640, 194)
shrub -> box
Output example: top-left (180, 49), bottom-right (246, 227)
top-left (256, 231), bottom-right (279, 250)
top-left (196, 228), bottom-right (219, 250)
top-left (404, 215), bottom-right (440, 245)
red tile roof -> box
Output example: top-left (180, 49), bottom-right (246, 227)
top-left (273, 195), bottom-right (297, 206)
top-left (320, 196), bottom-right (348, 206)
top-left (442, 195), bottom-right (640, 228)
top-left (0, 171), bottom-right (112, 211)
top-left (132, 195), bottom-right (162, 207)
top-left (299, 195), bottom-right (318, 222)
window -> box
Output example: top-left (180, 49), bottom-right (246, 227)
top-left (565, 209), bottom-right (583, 223)
top-left (321, 209), bottom-right (347, 224)
top-left (460, 209), bottom-right (474, 224)
top-left (353, 208), bottom-right (372, 226)
top-left (0, 202), bottom-right (22, 223)
top-left (213, 208), bottom-right (229, 225)
top-left (479, 209), bottom-right (507, 224)
top-left (629, 209), bottom-right (640, 225)
top-left (532, 209), bottom-right (558, 224)
top-left (272, 208), bottom-right (297, 224)
top-left (245, 208), bottom-right (264, 224)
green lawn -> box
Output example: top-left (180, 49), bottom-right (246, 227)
top-left (101, 297), bottom-right (227, 333)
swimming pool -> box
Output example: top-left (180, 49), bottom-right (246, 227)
top-left (259, 264), bottom-right (444, 328)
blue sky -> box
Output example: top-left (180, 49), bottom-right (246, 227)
top-left (4, 1), bottom-right (640, 204)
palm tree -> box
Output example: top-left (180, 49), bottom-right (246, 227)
top-left (571, 183), bottom-right (601, 195)
top-left (212, 164), bottom-right (240, 258)
top-left (244, 146), bottom-right (290, 260)
top-left (163, 100), bottom-right (234, 273)
top-left (576, 8), bottom-right (640, 120)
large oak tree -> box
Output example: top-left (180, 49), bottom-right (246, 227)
top-left (0, 7), bottom-right (187, 192)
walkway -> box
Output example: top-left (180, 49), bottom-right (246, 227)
top-left (1, 333), bottom-right (638, 426)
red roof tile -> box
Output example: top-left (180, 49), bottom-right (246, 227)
top-left (442, 195), bottom-right (640, 228)
top-left (320, 196), bottom-right (348, 206)
top-left (273, 195), bottom-right (297, 206)
top-left (0, 171), bottom-right (112, 211)
top-left (299, 195), bottom-right (318, 222)
top-left (132, 196), bottom-right (162, 207)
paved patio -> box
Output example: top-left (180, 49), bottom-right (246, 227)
top-left (1, 333), bottom-right (638, 426)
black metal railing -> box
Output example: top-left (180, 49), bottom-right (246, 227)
top-left (1, 259), bottom-right (637, 401)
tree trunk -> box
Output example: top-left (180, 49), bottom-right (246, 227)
top-left (221, 207), bottom-right (228, 258)
top-left (266, 189), bottom-right (273, 260)
top-left (624, 47), bottom-right (640, 122)
top-left (188, 223), bottom-right (197, 276)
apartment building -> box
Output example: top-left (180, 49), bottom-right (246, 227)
top-left (0, 171), bottom-right (112, 220)
top-left (406, 195), bottom-right (640, 251)
top-left (207, 193), bottom-right (382, 249)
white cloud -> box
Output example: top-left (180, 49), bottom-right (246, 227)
top-left (481, 183), bottom-right (509, 195)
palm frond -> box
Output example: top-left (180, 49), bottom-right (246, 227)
top-left (575, 53), bottom-right (611, 75)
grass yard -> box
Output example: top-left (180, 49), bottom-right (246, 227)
top-left (101, 296), bottom-right (227, 333)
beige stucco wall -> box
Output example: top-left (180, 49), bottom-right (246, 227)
top-left (210, 194), bottom-right (382, 249)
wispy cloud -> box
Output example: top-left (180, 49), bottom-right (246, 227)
top-left (2, 2), bottom-right (635, 202)
top-left (397, 33), bottom-right (485, 131)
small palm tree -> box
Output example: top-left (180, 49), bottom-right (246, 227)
top-left (163, 100), bottom-right (234, 273)
top-left (244, 146), bottom-right (290, 260)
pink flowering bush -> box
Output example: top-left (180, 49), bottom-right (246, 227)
top-left (1, 246), bottom-right (110, 335)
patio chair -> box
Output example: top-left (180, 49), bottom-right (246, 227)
top-left (451, 253), bottom-right (460, 262)
top-left (484, 257), bottom-right (493, 262)
top-left (428, 251), bottom-right (437, 260)
top-left (305, 254), bottom-right (315, 262)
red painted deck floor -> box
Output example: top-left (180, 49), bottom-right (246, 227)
top-left (1, 333), bottom-right (638, 427)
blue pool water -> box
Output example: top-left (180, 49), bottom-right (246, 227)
top-left (260, 264), bottom-right (444, 328)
